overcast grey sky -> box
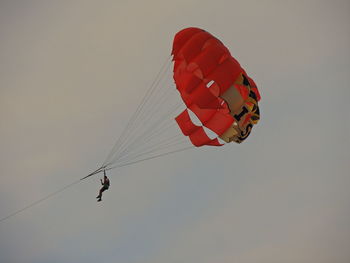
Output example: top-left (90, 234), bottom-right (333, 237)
top-left (1, 1), bottom-right (350, 263)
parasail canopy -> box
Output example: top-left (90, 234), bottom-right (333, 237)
top-left (173, 27), bottom-right (261, 147)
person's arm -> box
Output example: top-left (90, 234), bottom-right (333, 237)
top-left (101, 170), bottom-right (106, 185)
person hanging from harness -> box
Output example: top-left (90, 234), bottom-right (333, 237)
top-left (96, 170), bottom-right (110, 202)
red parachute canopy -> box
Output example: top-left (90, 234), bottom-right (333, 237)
top-left (172, 27), bottom-right (261, 147)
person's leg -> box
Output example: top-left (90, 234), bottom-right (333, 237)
top-left (97, 188), bottom-right (103, 198)
top-left (97, 186), bottom-right (107, 201)
top-left (97, 188), bottom-right (103, 201)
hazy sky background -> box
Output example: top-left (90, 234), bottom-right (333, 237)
top-left (1, 1), bottom-right (349, 262)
